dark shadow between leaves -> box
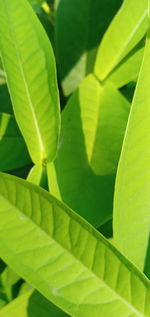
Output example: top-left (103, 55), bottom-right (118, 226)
top-left (144, 232), bottom-right (150, 279)
top-left (56, 0), bottom-right (123, 82)
top-left (28, 291), bottom-right (69, 317)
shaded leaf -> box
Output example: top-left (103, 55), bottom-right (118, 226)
top-left (0, 290), bottom-right (69, 317)
top-left (0, 112), bottom-right (30, 171)
top-left (56, 0), bottom-right (123, 95)
top-left (0, 84), bottom-right (13, 114)
top-left (48, 75), bottom-right (130, 227)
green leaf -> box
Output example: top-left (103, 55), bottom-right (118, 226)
top-left (0, 171), bottom-right (150, 315)
top-left (47, 162), bottom-right (62, 200)
top-left (48, 75), bottom-right (130, 227)
top-left (94, 0), bottom-right (148, 81)
top-left (54, 0), bottom-right (61, 10)
top-left (106, 41), bottom-right (144, 88)
top-left (0, 61), bottom-right (5, 86)
top-left (56, 0), bottom-right (122, 95)
top-left (27, 165), bottom-right (48, 189)
top-left (113, 22), bottom-right (150, 272)
top-left (37, 10), bottom-right (54, 49)
top-left (0, 290), bottom-right (69, 317)
top-left (28, 0), bottom-right (44, 10)
top-left (0, 0), bottom-right (60, 165)
top-left (0, 112), bottom-right (30, 171)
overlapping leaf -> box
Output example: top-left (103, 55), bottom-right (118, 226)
top-left (95, 0), bottom-right (148, 82)
top-left (0, 170), bottom-right (150, 316)
top-left (28, 0), bottom-right (44, 10)
top-left (113, 15), bottom-right (150, 273)
top-left (0, 290), bottom-right (69, 317)
top-left (106, 42), bottom-right (144, 88)
top-left (0, 0), bottom-right (60, 165)
top-left (27, 165), bottom-right (48, 189)
top-left (56, 0), bottom-right (122, 95)
top-left (48, 75), bottom-right (130, 227)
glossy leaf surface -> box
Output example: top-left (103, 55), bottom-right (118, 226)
top-left (0, 166), bottom-right (149, 316)
top-left (0, 0), bottom-right (60, 164)
top-left (113, 21), bottom-right (150, 271)
top-left (106, 43), bottom-right (144, 88)
top-left (95, 0), bottom-right (148, 81)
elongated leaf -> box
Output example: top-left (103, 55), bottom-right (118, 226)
top-left (0, 290), bottom-right (69, 317)
top-left (94, 0), bottom-right (148, 81)
top-left (106, 42), bottom-right (144, 88)
top-left (56, 0), bottom-right (122, 95)
top-left (27, 165), bottom-right (48, 189)
top-left (0, 174), bottom-right (150, 316)
top-left (113, 19), bottom-right (150, 272)
top-left (0, 0), bottom-right (60, 165)
top-left (47, 162), bottom-right (61, 200)
top-left (48, 75), bottom-right (130, 227)
top-left (37, 10), bottom-right (54, 49)
top-left (0, 112), bottom-right (30, 171)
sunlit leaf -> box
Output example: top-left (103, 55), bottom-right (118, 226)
top-left (95, 0), bottom-right (148, 81)
top-left (113, 15), bottom-right (150, 273)
top-left (0, 0), bottom-right (60, 164)
top-left (0, 167), bottom-right (149, 316)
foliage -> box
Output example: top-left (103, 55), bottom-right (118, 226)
top-left (0, 0), bottom-right (150, 316)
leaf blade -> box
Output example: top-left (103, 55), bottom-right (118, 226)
top-left (0, 173), bottom-right (149, 316)
top-left (113, 22), bottom-right (150, 271)
top-left (48, 75), bottom-right (130, 227)
top-left (95, 0), bottom-right (148, 81)
top-left (0, 290), bottom-right (69, 317)
top-left (0, 0), bottom-right (60, 164)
